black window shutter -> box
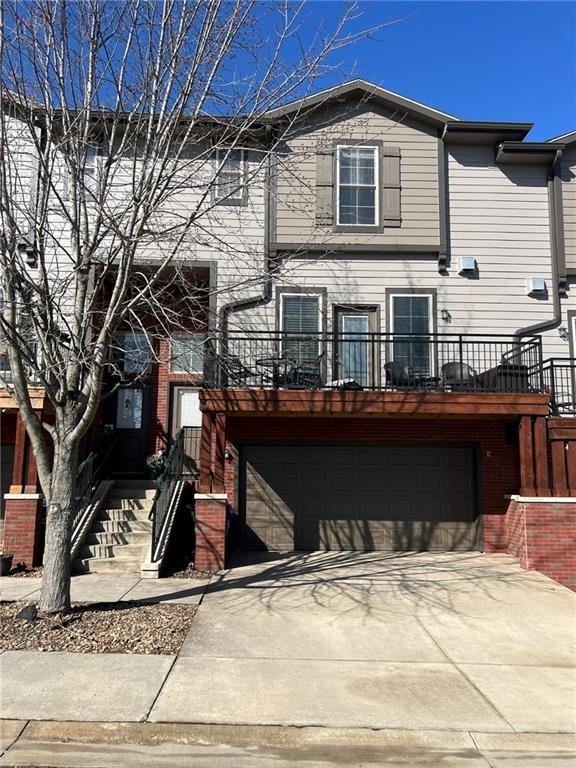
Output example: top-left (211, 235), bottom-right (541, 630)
top-left (382, 146), bottom-right (401, 227)
top-left (315, 149), bottom-right (334, 227)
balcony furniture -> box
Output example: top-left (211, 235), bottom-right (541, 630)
top-left (286, 352), bottom-right (325, 390)
top-left (385, 361), bottom-right (417, 388)
top-left (255, 355), bottom-right (297, 388)
top-left (221, 354), bottom-right (259, 386)
top-left (328, 378), bottom-right (364, 391)
top-left (476, 362), bottom-right (530, 393)
top-left (441, 362), bottom-right (478, 391)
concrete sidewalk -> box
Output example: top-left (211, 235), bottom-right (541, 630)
top-left (0, 554), bottom-right (575, 765)
top-left (1, 720), bottom-right (575, 767)
top-left (0, 574), bottom-right (211, 605)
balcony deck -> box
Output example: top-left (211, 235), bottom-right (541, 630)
top-left (200, 332), bottom-right (575, 417)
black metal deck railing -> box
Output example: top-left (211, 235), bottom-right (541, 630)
top-left (205, 331), bottom-right (544, 394)
top-left (542, 358), bottom-right (576, 416)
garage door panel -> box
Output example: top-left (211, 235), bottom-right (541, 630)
top-left (242, 444), bottom-right (479, 552)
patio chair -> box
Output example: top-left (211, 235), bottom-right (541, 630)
top-left (441, 361), bottom-right (478, 391)
top-left (287, 352), bottom-right (325, 389)
top-left (220, 353), bottom-right (259, 386)
top-left (384, 361), bottom-right (417, 388)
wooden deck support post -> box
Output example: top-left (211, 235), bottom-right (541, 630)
top-left (519, 416), bottom-right (536, 497)
top-left (550, 441), bottom-right (569, 497)
top-left (533, 416), bottom-right (551, 496)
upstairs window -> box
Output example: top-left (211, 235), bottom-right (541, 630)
top-left (170, 334), bottom-right (205, 374)
top-left (337, 146), bottom-right (378, 226)
top-left (214, 148), bottom-right (246, 204)
top-left (390, 294), bottom-right (432, 375)
top-left (281, 293), bottom-right (321, 364)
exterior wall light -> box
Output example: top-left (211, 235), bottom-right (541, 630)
top-left (559, 325), bottom-right (569, 341)
top-left (441, 309), bottom-right (452, 323)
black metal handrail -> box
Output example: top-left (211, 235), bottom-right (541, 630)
top-left (149, 428), bottom-right (185, 562)
top-left (70, 437), bottom-right (116, 552)
top-left (205, 331), bottom-right (543, 394)
top-left (541, 358), bottom-right (576, 416)
top-left (71, 453), bottom-right (97, 534)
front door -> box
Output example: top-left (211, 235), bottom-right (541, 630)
top-left (111, 385), bottom-right (151, 475)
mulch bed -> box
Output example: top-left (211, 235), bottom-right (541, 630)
top-left (166, 562), bottom-right (212, 580)
top-left (0, 600), bottom-right (196, 655)
top-left (7, 566), bottom-right (44, 578)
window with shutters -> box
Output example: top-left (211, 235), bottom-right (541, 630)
top-left (214, 148), bottom-right (246, 204)
top-left (280, 293), bottom-right (321, 364)
top-left (337, 146), bottom-right (378, 226)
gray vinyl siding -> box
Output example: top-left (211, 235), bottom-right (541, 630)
top-left (233, 142), bottom-right (574, 361)
top-left (560, 145), bottom-right (576, 273)
top-left (274, 102), bottom-right (440, 248)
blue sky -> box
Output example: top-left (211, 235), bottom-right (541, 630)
top-left (302, 1), bottom-right (575, 140)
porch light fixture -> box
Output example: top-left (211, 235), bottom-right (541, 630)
top-left (441, 309), bottom-right (452, 323)
top-left (559, 325), bottom-right (569, 341)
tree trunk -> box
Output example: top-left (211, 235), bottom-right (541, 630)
top-left (38, 444), bottom-right (79, 613)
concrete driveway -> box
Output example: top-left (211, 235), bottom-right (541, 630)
top-left (150, 552), bottom-right (576, 734)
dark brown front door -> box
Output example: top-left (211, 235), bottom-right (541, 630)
top-left (242, 443), bottom-right (480, 552)
top-left (110, 385), bottom-right (151, 475)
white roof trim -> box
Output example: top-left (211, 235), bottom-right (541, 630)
top-left (547, 129), bottom-right (576, 143)
top-left (266, 78), bottom-right (460, 121)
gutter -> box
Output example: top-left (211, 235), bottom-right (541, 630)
top-left (515, 149), bottom-right (563, 339)
top-left (218, 125), bottom-right (275, 335)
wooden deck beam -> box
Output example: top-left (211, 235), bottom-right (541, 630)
top-left (200, 389), bottom-right (550, 417)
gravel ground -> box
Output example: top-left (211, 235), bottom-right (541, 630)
top-left (0, 600), bottom-right (196, 654)
top-left (7, 565), bottom-right (44, 578)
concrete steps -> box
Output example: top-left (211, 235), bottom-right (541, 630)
top-left (72, 480), bottom-right (156, 575)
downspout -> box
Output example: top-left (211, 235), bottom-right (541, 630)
top-left (515, 149), bottom-right (563, 340)
top-left (218, 125), bottom-right (275, 337)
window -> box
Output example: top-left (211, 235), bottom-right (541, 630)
top-left (170, 334), bottom-right (205, 374)
top-left (115, 388), bottom-right (143, 429)
top-left (390, 294), bottom-right (432, 375)
top-left (337, 146), bottom-right (378, 226)
top-left (215, 148), bottom-right (246, 203)
top-left (281, 293), bottom-right (321, 364)
top-left (115, 332), bottom-right (152, 375)
top-left (84, 145), bottom-right (99, 192)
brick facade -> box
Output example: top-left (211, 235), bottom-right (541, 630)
top-left (224, 416), bottom-right (520, 553)
top-left (506, 499), bottom-right (576, 590)
top-left (194, 496), bottom-right (227, 571)
top-left (3, 496), bottom-right (44, 567)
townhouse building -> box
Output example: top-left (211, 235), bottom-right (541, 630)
top-left (2, 81), bottom-right (575, 587)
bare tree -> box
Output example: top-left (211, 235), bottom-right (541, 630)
top-left (0, 0), bottom-right (395, 611)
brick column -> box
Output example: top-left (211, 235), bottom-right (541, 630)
top-left (194, 493), bottom-right (227, 571)
top-left (2, 494), bottom-right (43, 567)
